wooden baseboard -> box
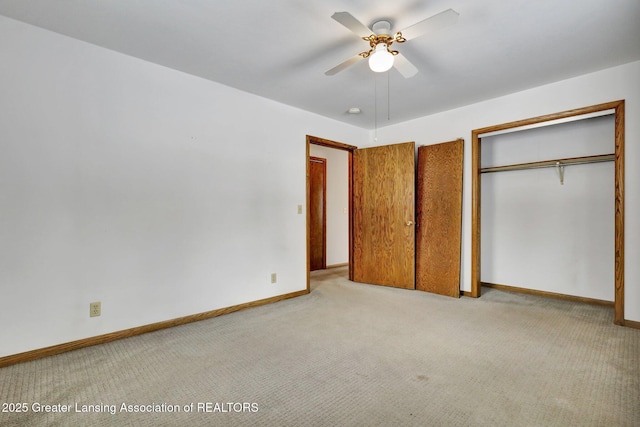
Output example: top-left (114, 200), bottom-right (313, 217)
top-left (326, 263), bottom-right (349, 269)
top-left (623, 319), bottom-right (640, 329)
top-left (481, 282), bottom-right (614, 307)
top-left (0, 289), bottom-right (309, 369)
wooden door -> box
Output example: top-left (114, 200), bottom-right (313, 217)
top-left (309, 157), bottom-right (326, 271)
top-left (352, 142), bottom-right (415, 289)
top-left (416, 139), bottom-right (464, 297)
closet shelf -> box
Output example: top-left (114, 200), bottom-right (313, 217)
top-left (480, 153), bottom-right (615, 174)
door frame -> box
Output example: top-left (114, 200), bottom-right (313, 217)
top-left (306, 135), bottom-right (357, 292)
top-left (471, 100), bottom-right (625, 325)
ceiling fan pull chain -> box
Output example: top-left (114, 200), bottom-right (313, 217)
top-left (387, 71), bottom-right (391, 121)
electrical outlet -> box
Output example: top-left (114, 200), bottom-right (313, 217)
top-left (90, 301), bottom-right (101, 317)
top-left (271, 273), bottom-right (277, 284)
top-left (297, 205), bottom-right (303, 214)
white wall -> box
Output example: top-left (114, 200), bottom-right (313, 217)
top-left (373, 60), bottom-right (640, 322)
top-left (2, 16), bottom-right (638, 360)
top-left (481, 116), bottom-right (615, 301)
top-left (0, 15), bottom-right (366, 357)
top-left (309, 145), bottom-right (349, 266)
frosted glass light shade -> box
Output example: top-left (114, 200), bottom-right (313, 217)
top-left (368, 43), bottom-right (394, 72)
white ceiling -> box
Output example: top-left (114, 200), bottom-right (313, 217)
top-left (1, 0), bottom-right (638, 129)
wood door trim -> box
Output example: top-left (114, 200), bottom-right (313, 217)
top-left (307, 135), bottom-right (357, 151)
top-left (306, 136), bottom-right (356, 291)
top-left (471, 100), bottom-right (625, 325)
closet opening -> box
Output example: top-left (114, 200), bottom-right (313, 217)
top-left (471, 100), bottom-right (625, 325)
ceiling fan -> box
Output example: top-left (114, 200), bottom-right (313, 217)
top-left (325, 9), bottom-right (459, 78)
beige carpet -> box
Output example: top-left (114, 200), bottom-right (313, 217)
top-left (1, 267), bottom-right (638, 426)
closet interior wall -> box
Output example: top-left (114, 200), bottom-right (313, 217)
top-left (480, 115), bottom-right (615, 301)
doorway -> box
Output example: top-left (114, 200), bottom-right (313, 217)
top-left (471, 100), bottom-right (625, 325)
top-left (306, 135), bottom-right (356, 292)
top-left (306, 135), bottom-right (465, 296)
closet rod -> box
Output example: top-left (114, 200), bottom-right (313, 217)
top-left (480, 153), bottom-right (615, 174)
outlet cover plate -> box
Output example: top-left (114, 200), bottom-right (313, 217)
top-left (90, 301), bottom-right (101, 317)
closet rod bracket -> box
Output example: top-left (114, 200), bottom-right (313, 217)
top-left (556, 162), bottom-right (564, 185)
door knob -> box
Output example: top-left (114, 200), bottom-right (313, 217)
top-left (406, 221), bottom-right (414, 226)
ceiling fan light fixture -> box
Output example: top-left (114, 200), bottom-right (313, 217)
top-left (368, 43), bottom-right (394, 72)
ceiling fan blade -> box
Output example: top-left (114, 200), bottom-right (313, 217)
top-left (393, 53), bottom-right (418, 78)
top-left (399, 8), bottom-right (459, 41)
top-left (325, 54), bottom-right (363, 76)
top-left (331, 11), bottom-right (372, 38)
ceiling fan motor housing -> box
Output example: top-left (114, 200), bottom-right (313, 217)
top-left (371, 20), bottom-right (392, 36)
